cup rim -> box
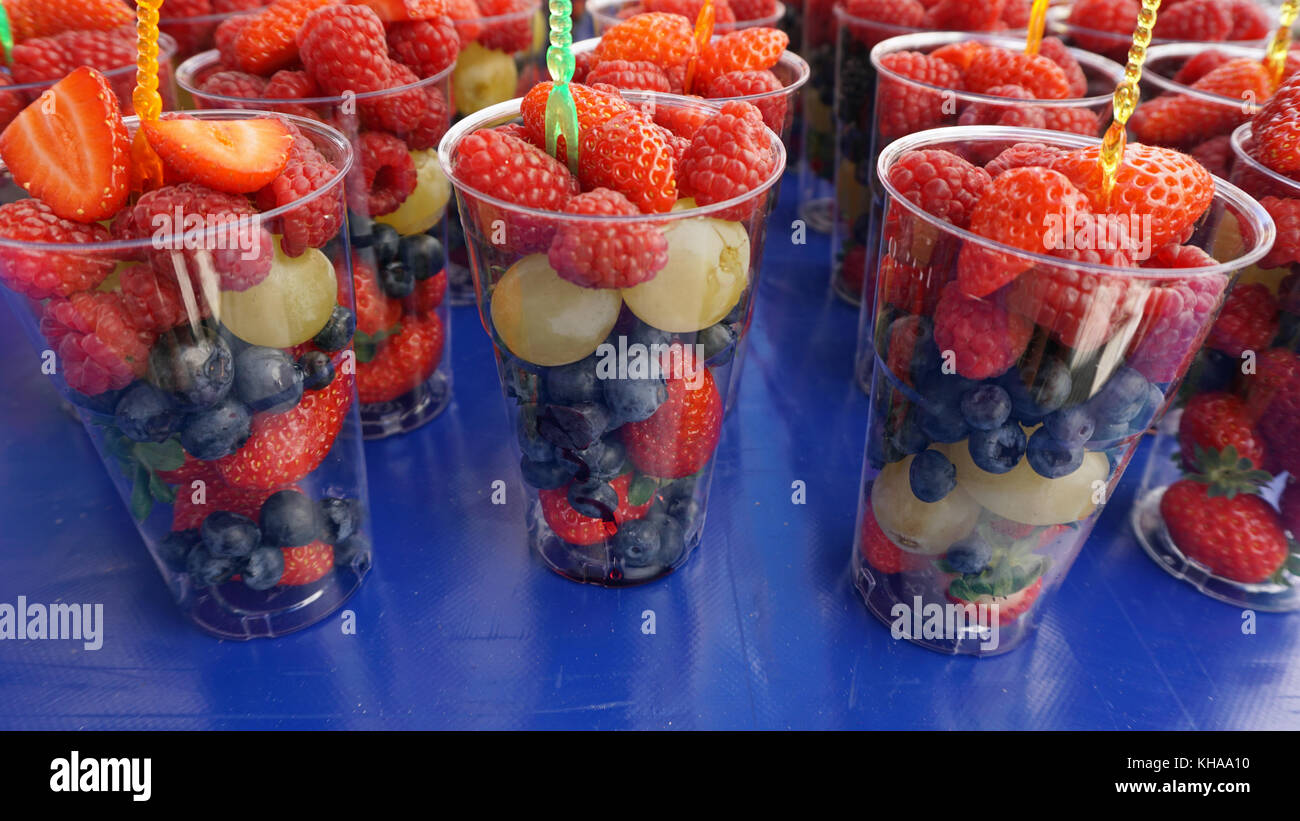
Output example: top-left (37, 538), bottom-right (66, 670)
top-left (876, 125), bottom-right (1276, 278)
top-left (1230, 122), bottom-right (1300, 195)
top-left (572, 36), bottom-right (810, 99)
top-left (587, 0), bottom-right (787, 30)
top-left (176, 48), bottom-right (457, 106)
top-left (868, 30), bottom-right (1124, 108)
top-left (2, 32), bottom-right (179, 95)
top-left (0, 110), bottom-right (354, 254)
top-left (1143, 42), bottom-right (1274, 110)
top-left (437, 89), bottom-right (786, 223)
top-left (1046, 4), bottom-right (1270, 51)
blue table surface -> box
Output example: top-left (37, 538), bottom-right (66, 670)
top-left (2, 180), bottom-right (1299, 731)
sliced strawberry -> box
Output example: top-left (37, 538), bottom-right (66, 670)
top-left (348, 0), bottom-right (445, 19)
top-left (142, 117), bottom-right (294, 194)
top-left (539, 474), bottom-right (653, 546)
top-left (0, 67), bottom-right (130, 222)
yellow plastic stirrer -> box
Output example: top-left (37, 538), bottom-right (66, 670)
top-left (1097, 0), bottom-right (1161, 203)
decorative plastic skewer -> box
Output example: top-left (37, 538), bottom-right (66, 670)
top-left (132, 0), bottom-right (167, 191)
top-left (1023, 0), bottom-right (1050, 56)
top-left (1096, 0), bottom-right (1161, 203)
top-left (682, 0), bottom-right (715, 96)
top-left (544, 0), bottom-right (580, 173)
top-left (1264, 0), bottom-right (1300, 86)
top-left (0, 5), bottom-right (12, 67)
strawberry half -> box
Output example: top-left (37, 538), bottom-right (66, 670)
top-left (142, 117), bottom-right (294, 195)
top-left (0, 67), bottom-right (130, 222)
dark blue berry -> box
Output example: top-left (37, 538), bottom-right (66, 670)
top-left (334, 532), bottom-right (371, 568)
top-left (909, 448), bottom-right (956, 502)
top-left (180, 396), bottom-right (251, 460)
top-left (517, 403), bottom-right (557, 462)
top-left (149, 326), bottom-right (233, 411)
top-left (697, 321), bottom-right (736, 363)
top-left (537, 402), bottom-right (609, 450)
top-left (572, 436), bottom-right (626, 481)
top-left (201, 511), bottom-right (261, 558)
top-left (946, 535), bottom-right (993, 575)
top-left (297, 350), bottom-right (335, 390)
top-left (242, 546), bottom-right (285, 591)
top-left (372, 222), bottom-right (400, 265)
top-left (602, 373), bottom-right (667, 425)
top-left (625, 320), bottom-right (673, 349)
top-left (968, 423), bottom-right (1027, 474)
top-left (313, 306), bottom-right (355, 352)
top-left (567, 479), bottom-right (619, 520)
top-left (520, 455), bottom-right (575, 489)
top-left (348, 210), bottom-right (375, 248)
top-left (260, 489), bottom-right (322, 547)
top-left (1001, 358), bottom-right (1071, 423)
top-left (960, 384), bottom-right (1011, 431)
top-left (1197, 349), bottom-right (1239, 393)
top-left (1086, 366), bottom-right (1149, 425)
top-left (377, 260), bottom-right (414, 298)
top-left (400, 233), bottom-right (444, 280)
top-left (892, 410), bottom-right (930, 456)
top-left (1026, 428), bottom-right (1084, 478)
top-left (1044, 406), bottom-right (1095, 447)
top-left (919, 405), bottom-right (969, 444)
top-left (234, 346), bottom-right (303, 413)
top-left (72, 386), bottom-right (124, 416)
top-left (115, 382), bottom-right (183, 443)
top-left (319, 496), bottom-right (362, 544)
top-left (612, 518), bottom-right (662, 568)
top-left (186, 547), bottom-right (236, 587)
top-left (544, 355), bottom-right (602, 404)
top-left (158, 528), bottom-right (201, 572)
top-left (652, 514), bottom-right (686, 566)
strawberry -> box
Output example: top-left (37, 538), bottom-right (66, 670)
top-left (216, 371), bottom-right (354, 489)
top-left (279, 542), bottom-right (335, 584)
top-left (539, 473), bottom-right (654, 546)
top-left (695, 26), bottom-right (787, 89)
top-left (142, 117), bottom-right (293, 194)
top-left (621, 346), bottom-right (724, 479)
top-left (594, 12), bottom-right (698, 71)
top-left (578, 109), bottom-right (677, 214)
top-left (172, 477), bottom-right (281, 530)
top-left (0, 67), bottom-right (130, 222)
top-left (1251, 73), bottom-right (1300, 174)
top-left (520, 81), bottom-right (632, 160)
top-left (356, 311), bottom-right (443, 403)
top-left (1171, 50), bottom-right (1232, 86)
top-left (1244, 348), bottom-right (1300, 477)
top-left (6, 0), bottom-right (134, 42)
top-left (930, 40), bottom-right (985, 73)
top-left (963, 47), bottom-right (1071, 100)
top-left (1206, 283), bottom-right (1279, 358)
top-left (948, 576), bottom-right (1043, 626)
top-left (412, 269), bottom-right (446, 315)
top-left (343, 255), bottom-right (403, 334)
top-left (860, 502), bottom-right (928, 574)
top-left (1160, 450), bottom-right (1288, 584)
top-left (1177, 392), bottom-right (1267, 473)
top-left (233, 0), bottom-right (339, 74)
top-left (1129, 59), bottom-right (1275, 150)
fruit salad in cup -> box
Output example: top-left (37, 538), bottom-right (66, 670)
top-left (0, 67), bottom-right (373, 638)
top-left (1054, 0), bottom-right (1272, 64)
top-left (855, 125), bottom-right (1273, 655)
top-left (440, 86), bottom-right (784, 585)
top-left (181, 0), bottom-right (459, 436)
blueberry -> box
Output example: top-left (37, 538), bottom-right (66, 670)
top-left (626, 320), bottom-right (673, 349)
top-left (573, 436), bottom-right (627, 481)
top-left (960, 384), bottom-right (1011, 431)
top-left (612, 518), bottom-right (662, 567)
top-left (517, 404), bottom-right (557, 462)
top-left (501, 354), bottom-right (541, 402)
top-left (180, 396), bottom-right (251, 460)
top-left (348, 210), bottom-right (375, 248)
top-left (917, 367), bottom-right (976, 405)
top-left (666, 493), bottom-right (701, 526)
top-left (919, 405), bottom-right (969, 444)
top-left (1026, 428), bottom-right (1084, 478)
top-left (334, 532), bottom-right (372, 568)
top-left (148, 326), bottom-right (233, 411)
top-left (319, 497), bottom-right (362, 544)
top-left (1044, 406), bottom-right (1095, 447)
top-left (260, 489), bottom-right (322, 547)
top-left (603, 374), bottom-right (666, 425)
top-left (242, 546), bottom-right (286, 591)
top-left (537, 402), bottom-right (609, 450)
top-left (909, 448), bottom-right (956, 502)
top-left (201, 511), bottom-right (261, 558)
top-left (652, 514), bottom-right (686, 566)
top-left (567, 479), bottom-right (619, 520)
top-left (968, 423), bottom-right (1027, 474)
top-left (214, 323), bottom-right (252, 360)
top-left (891, 411), bottom-right (930, 456)
top-left (234, 346), bottom-right (303, 413)
top-left (115, 382), bottom-right (183, 443)
top-left (313, 306), bottom-right (356, 352)
top-left (520, 454), bottom-right (575, 489)
top-left (400, 233), bottom-right (445, 280)
top-left (1001, 358), bottom-right (1071, 422)
top-left (158, 528), bottom-right (201, 572)
top-left (72, 386), bottom-right (124, 417)
top-left (544, 356), bottom-right (602, 404)
top-left (377, 260), bottom-right (414, 298)
top-left (185, 547), bottom-right (236, 587)
top-left (372, 222), bottom-right (400, 265)
top-left (946, 535), bottom-right (993, 575)
top-left (1197, 349), bottom-right (1239, 393)
top-left (1086, 366), bottom-right (1149, 425)
top-left (697, 321), bottom-right (737, 363)
top-left (297, 350), bottom-right (335, 390)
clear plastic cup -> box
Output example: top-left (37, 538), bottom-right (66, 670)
top-left (439, 91), bottom-right (785, 585)
top-left (0, 111), bottom-right (373, 639)
top-left (854, 125), bottom-right (1273, 655)
top-left (161, 4), bottom-right (267, 60)
top-left (179, 50), bottom-right (456, 439)
top-left (1048, 3), bottom-right (1271, 64)
top-left (588, 0), bottom-right (787, 34)
top-left (1131, 122), bottom-right (1300, 611)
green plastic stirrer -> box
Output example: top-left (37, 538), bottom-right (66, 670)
top-left (544, 0), bottom-right (580, 173)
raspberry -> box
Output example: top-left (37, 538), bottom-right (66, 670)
top-left (521, 81), bottom-right (632, 159)
top-left (445, 0), bottom-right (483, 45)
top-left (357, 62), bottom-right (449, 150)
top-left (345, 255), bottom-right (403, 335)
top-left (658, 125), bottom-right (691, 167)
top-left (875, 50), bottom-right (963, 140)
top-left (643, 0), bottom-right (737, 25)
top-left (1228, 0), bottom-right (1271, 41)
top-left (965, 47), bottom-right (1070, 100)
top-left (930, 41), bottom-right (984, 73)
top-left (1207, 283), bottom-right (1279, 358)
top-left (958, 85), bottom-right (1046, 130)
top-left (885, 149), bottom-right (990, 229)
top-left (983, 142), bottom-right (1067, 178)
top-left (579, 109), bottom-right (677, 213)
top-left (214, 13), bottom-right (251, 65)
top-left (1251, 74), bottom-right (1300, 174)
top-left (547, 188), bottom-right (669, 289)
top-left (0, 200), bottom-right (116, 300)
top-left (1171, 50), bottom-right (1230, 86)
top-left (264, 69), bottom-right (321, 99)
top-left (923, 0), bottom-right (1004, 30)
top-left (297, 3), bottom-right (393, 96)
top-left (1280, 273), bottom-right (1300, 316)
top-left (883, 313), bottom-right (930, 386)
top-left (386, 16), bottom-right (460, 78)
top-left (476, 0), bottom-right (534, 53)
top-left (705, 69), bottom-right (786, 133)
top-left (1259, 196), bottom-right (1300, 269)
top-left (878, 254), bottom-right (940, 316)
top-left (1245, 348), bottom-right (1300, 475)
top-left (451, 128), bottom-right (579, 253)
top-left (1130, 59), bottom-right (1274, 149)
top-left (235, 0), bottom-right (338, 74)
top-left (347, 131), bottom-right (417, 217)
top-left (595, 12), bottom-right (698, 70)
top-left (842, 0), bottom-right (924, 49)
top-left (1064, 0), bottom-right (1136, 57)
top-left (132, 183), bottom-right (274, 293)
top-left (6, 0), bottom-right (134, 42)
top-left (119, 263), bottom-right (190, 333)
top-left (1007, 248), bottom-right (1135, 351)
top-left (0, 76), bottom-right (25, 133)
top-left (573, 50), bottom-right (593, 84)
top-left (213, 0), bottom-right (266, 11)
top-left (959, 166), bottom-right (1092, 297)
top-left (587, 59), bottom-right (672, 92)
top-left (696, 27), bottom-right (787, 88)
top-left (1153, 0), bottom-right (1231, 42)
top-left (255, 132), bottom-right (343, 256)
top-left (1037, 37), bottom-right (1086, 98)
top-left (197, 69), bottom-right (268, 99)
top-left (653, 102), bottom-right (713, 140)
top-left (1128, 246), bottom-right (1226, 381)
top-left (932, 282), bottom-right (1031, 380)
top-left (10, 28), bottom-right (135, 85)
top-left (678, 100), bottom-right (777, 220)
top-left (41, 292), bottom-right (152, 395)
top-left (1001, 0), bottom-right (1030, 27)
top-left (728, 0), bottom-right (776, 18)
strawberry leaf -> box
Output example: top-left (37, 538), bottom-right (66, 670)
top-left (134, 439), bottom-right (185, 472)
top-left (627, 473), bottom-right (660, 507)
top-left (130, 463), bottom-right (153, 522)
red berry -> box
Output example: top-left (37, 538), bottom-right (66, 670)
top-left (1190, 134), bottom-right (1234, 179)
top-left (642, 0), bottom-right (737, 25)
top-left (843, 0), bottom-right (925, 36)
top-left (1228, 0), bottom-right (1271, 41)
top-left (875, 50), bottom-right (963, 140)
top-left (264, 69), bottom-right (321, 99)
top-left (1279, 481), bottom-right (1300, 535)
top-left (1259, 196), bottom-right (1300, 269)
top-left (387, 15), bottom-right (461, 78)
top-left (357, 61), bottom-right (449, 150)
top-left (1161, 479), bottom-right (1287, 583)
top-left (279, 542), bottom-right (335, 585)
top-left (142, 117), bottom-right (294, 195)
top-left (41, 292), bottom-right (153, 395)
top-left (1064, 0), bottom-right (1137, 58)
top-left (346, 255), bottom-right (403, 335)
top-left (948, 576), bottom-right (1042, 627)
top-left (885, 148), bottom-right (990, 229)
top-left (595, 12), bottom-right (698, 71)
top-left (6, 0), bottom-right (133, 41)
top-left (1171, 50), bottom-right (1231, 86)
top-left (412, 269), bottom-right (446, 315)
top-left (587, 59), bottom-right (672, 92)
top-left (1251, 74), bottom-right (1300, 174)
top-left (348, 130), bottom-right (417, 217)
top-left (964, 46), bottom-right (1071, 100)
top-left (197, 69), bottom-right (268, 99)
top-left (677, 100), bottom-right (777, 220)
top-left (520, 81), bottom-right (632, 160)
top-left (704, 69), bottom-right (786, 133)
top-left (878, 254), bottom-right (940, 316)
top-left (1178, 392), bottom-right (1267, 472)
top-left (653, 102), bottom-right (712, 140)
top-left (1246, 348), bottom-right (1300, 476)
top-left (924, 0), bottom-right (1005, 31)
top-left (356, 311), bottom-right (443, 403)
top-left (539, 473), bottom-right (653, 546)
top-left (475, 0), bottom-right (534, 52)
top-left (119, 263), bottom-right (191, 333)
top-left (171, 478), bottom-right (280, 531)
top-left (0, 199), bottom-right (115, 299)
top-left (297, 3), bottom-right (393, 95)
top-left (215, 13), bottom-right (252, 65)
top-left (932, 282), bottom-right (1031, 380)
top-left (1037, 37), bottom-right (1087, 98)
top-left (695, 26), bottom-right (787, 89)
top-left (10, 27), bottom-right (135, 85)
top-left (235, 0), bottom-right (339, 74)
top-left (1153, 0), bottom-right (1232, 43)
top-left (1007, 248), bottom-right (1135, 352)
top-left (983, 142), bottom-right (1067, 178)
top-left (1126, 260), bottom-right (1226, 383)
top-left (132, 183), bottom-right (274, 292)
top-left (255, 130), bottom-right (344, 256)
top-left (578, 108), bottom-right (678, 214)
top-left (957, 84), bottom-right (1046, 130)
top-left (1207, 282), bottom-right (1279, 358)
top-left (621, 348), bottom-right (724, 479)
top-left (930, 40), bottom-right (984, 73)
top-left (547, 188), bottom-right (669, 289)
top-left (860, 502), bottom-right (927, 574)
top-left (727, 0), bottom-right (776, 19)
top-left (1130, 59), bottom-right (1274, 150)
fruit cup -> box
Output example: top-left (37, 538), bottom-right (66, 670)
top-left (1130, 120), bottom-right (1300, 610)
top-left (179, 44), bottom-right (457, 438)
top-left (855, 125), bottom-right (1273, 655)
top-left (0, 96), bottom-right (373, 638)
top-left (588, 0), bottom-right (787, 35)
top-left (162, 2), bottom-right (268, 61)
top-left (439, 89), bottom-right (785, 585)
top-left (1049, 0), bottom-right (1273, 65)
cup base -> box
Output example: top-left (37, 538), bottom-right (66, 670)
top-left (186, 562), bottom-right (368, 639)
top-left (360, 371), bottom-right (451, 439)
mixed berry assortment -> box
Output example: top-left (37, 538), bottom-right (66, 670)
top-left (444, 83), bottom-right (781, 584)
top-left (1058, 0), bottom-right (1273, 62)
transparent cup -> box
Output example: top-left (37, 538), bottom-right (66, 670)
top-left (589, 0), bottom-right (787, 34)
top-left (855, 125), bottom-right (1273, 655)
top-left (162, 4), bottom-right (266, 60)
top-left (439, 91), bottom-right (785, 586)
top-left (847, 31), bottom-right (1123, 395)
top-left (1131, 122), bottom-right (1300, 611)
top-left (179, 50), bottom-right (456, 439)
top-left (1048, 3), bottom-right (1271, 64)
top-left (0, 111), bottom-right (373, 639)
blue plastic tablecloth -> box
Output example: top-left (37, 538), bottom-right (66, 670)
top-left (2, 180), bottom-right (1298, 730)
